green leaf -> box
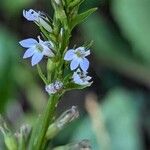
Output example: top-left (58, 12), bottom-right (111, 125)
top-left (0, 133), bottom-right (5, 150)
top-left (1, 0), bottom-right (35, 15)
top-left (0, 27), bottom-right (19, 112)
top-left (111, 0), bottom-right (150, 64)
top-left (70, 7), bottom-right (97, 30)
top-left (81, 13), bottom-right (150, 87)
top-left (71, 88), bottom-right (144, 150)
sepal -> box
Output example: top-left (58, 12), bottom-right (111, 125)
top-left (65, 81), bottom-right (93, 91)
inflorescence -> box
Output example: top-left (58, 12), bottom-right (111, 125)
top-left (0, 1), bottom-right (97, 149)
top-left (19, 8), bottom-right (92, 95)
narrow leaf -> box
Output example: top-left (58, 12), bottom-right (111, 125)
top-left (70, 7), bottom-right (97, 30)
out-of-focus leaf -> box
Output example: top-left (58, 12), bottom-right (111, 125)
top-left (71, 117), bottom-right (98, 150)
top-left (71, 88), bottom-right (143, 150)
top-left (0, 133), bottom-right (5, 150)
top-left (13, 66), bottom-right (47, 113)
top-left (111, 0), bottom-right (150, 64)
top-left (102, 88), bottom-right (143, 150)
top-left (0, 27), bottom-right (19, 112)
top-left (81, 13), bottom-right (150, 87)
top-left (1, 0), bottom-right (35, 15)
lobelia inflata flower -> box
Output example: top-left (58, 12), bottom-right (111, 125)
top-left (45, 81), bottom-right (63, 94)
top-left (72, 69), bottom-right (92, 85)
top-left (23, 9), bottom-right (52, 32)
top-left (19, 36), bottom-right (54, 66)
top-left (64, 47), bottom-right (90, 71)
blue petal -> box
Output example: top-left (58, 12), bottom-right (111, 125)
top-left (19, 38), bottom-right (37, 48)
top-left (23, 9), bottom-right (39, 21)
top-left (23, 48), bottom-right (35, 58)
top-left (64, 49), bottom-right (75, 61)
top-left (73, 74), bottom-right (84, 85)
top-left (31, 52), bottom-right (43, 66)
top-left (80, 58), bottom-right (89, 71)
top-left (70, 59), bottom-right (79, 70)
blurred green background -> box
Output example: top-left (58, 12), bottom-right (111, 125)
top-left (0, 0), bottom-right (150, 149)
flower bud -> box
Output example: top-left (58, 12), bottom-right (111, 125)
top-left (46, 106), bottom-right (79, 139)
top-left (53, 139), bottom-right (92, 150)
top-left (56, 106), bottom-right (79, 128)
top-left (23, 9), bottom-right (52, 32)
top-left (0, 116), bottom-right (17, 150)
top-left (39, 18), bottom-right (52, 32)
top-left (14, 124), bottom-right (31, 150)
top-left (19, 124), bottom-right (31, 141)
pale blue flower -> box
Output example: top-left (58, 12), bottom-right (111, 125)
top-left (23, 9), bottom-right (52, 32)
top-left (72, 69), bottom-right (92, 85)
top-left (45, 81), bottom-right (63, 94)
top-left (64, 47), bottom-right (90, 71)
top-left (19, 36), bottom-right (54, 66)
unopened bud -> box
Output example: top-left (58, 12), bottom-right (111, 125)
top-left (56, 106), bottom-right (79, 128)
top-left (53, 139), bottom-right (92, 150)
top-left (14, 124), bottom-right (31, 150)
top-left (39, 18), bottom-right (52, 32)
top-left (0, 115), bottom-right (17, 150)
top-left (19, 124), bottom-right (31, 141)
top-left (46, 106), bottom-right (79, 139)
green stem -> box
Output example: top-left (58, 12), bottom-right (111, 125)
top-left (41, 139), bottom-right (47, 150)
top-left (37, 65), bottom-right (48, 84)
top-left (18, 136), bottom-right (26, 150)
top-left (34, 95), bottom-right (60, 150)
